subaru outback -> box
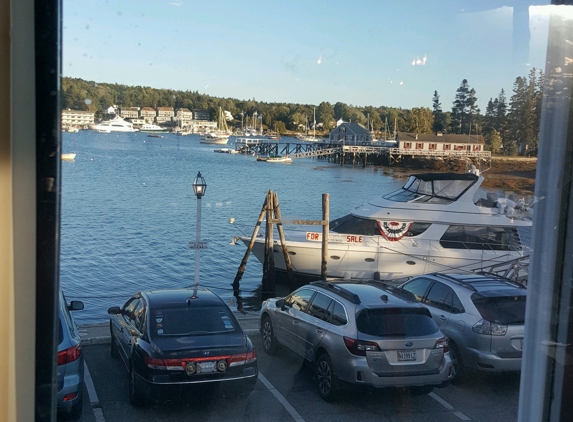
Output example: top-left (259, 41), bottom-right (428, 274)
top-left (259, 280), bottom-right (452, 401)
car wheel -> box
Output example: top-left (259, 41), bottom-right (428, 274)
top-left (410, 385), bottom-right (434, 395)
top-left (449, 343), bottom-right (464, 385)
top-left (261, 315), bottom-right (278, 355)
top-left (110, 324), bottom-right (119, 358)
top-left (129, 364), bottom-right (146, 407)
top-left (316, 353), bottom-right (339, 402)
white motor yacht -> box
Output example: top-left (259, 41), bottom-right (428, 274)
top-left (240, 169), bottom-right (533, 281)
top-left (139, 124), bottom-right (168, 133)
top-left (89, 116), bottom-right (137, 133)
top-left (199, 131), bottom-right (230, 144)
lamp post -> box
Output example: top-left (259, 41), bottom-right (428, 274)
top-left (192, 171), bottom-right (207, 287)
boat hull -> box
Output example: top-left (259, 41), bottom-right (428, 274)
top-left (200, 137), bottom-right (229, 145)
top-left (241, 235), bottom-right (529, 281)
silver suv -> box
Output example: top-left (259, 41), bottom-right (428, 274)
top-left (259, 281), bottom-right (452, 401)
top-left (399, 273), bottom-right (526, 383)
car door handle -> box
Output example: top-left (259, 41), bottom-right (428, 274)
top-left (292, 320), bottom-right (299, 325)
top-left (439, 315), bottom-right (447, 320)
top-left (315, 328), bottom-right (323, 334)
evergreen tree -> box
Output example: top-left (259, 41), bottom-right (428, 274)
top-left (507, 70), bottom-right (540, 155)
top-left (450, 79), bottom-right (480, 135)
top-left (489, 130), bottom-right (503, 154)
top-left (431, 90), bottom-right (446, 133)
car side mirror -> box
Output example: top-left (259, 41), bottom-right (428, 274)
top-left (69, 300), bottom-right (84, 311)
top-left (276, 299), bottom-right (285, 309)
top-left (107, 306), bottom-right (122, 315)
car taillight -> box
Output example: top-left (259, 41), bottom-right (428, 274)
top-left (57, 344), bottom-right (82, 366)
top-left (472, 319), bottom-right (508, 336)
top-left (343, 337), bottom-right (381, 356)
top-left (145, 350), bottom-right (257, 371)
top-left (434, 336), bottom-right (449, 353)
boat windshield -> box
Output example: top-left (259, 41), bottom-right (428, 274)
top-left (384, 174), bottom-right (477, 204)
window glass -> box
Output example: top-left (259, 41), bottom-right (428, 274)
top-left (152, 305), bottom-right (236, 336)
top-left (440, 225), bottom-right (522, 251)
top-left (424, 282), bottom-right (453, 311)
top-left (471, 294), bottom-right (527, 325)
top-left (133, 300), bottom-right (145, 332)
top-left (123, 297), bottom-right (140, 320)
top-left (331, 302), bottom-right (348, 326)
top-left (401, 278), bottom-right (432, 302)
top-left (452, 292), bottom-right (465, 314)
top-left (286, 289), bottom-right (315, 312)
top-left (307, 293), bottom-right (332, 321)
top-left (355, 308), bottom-right (439, 337)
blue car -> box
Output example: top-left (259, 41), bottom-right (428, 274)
top-left (57, 290), bottom-right (85, 419)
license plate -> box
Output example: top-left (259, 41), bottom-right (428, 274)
top-left (397, 350), bottom-right (417, 361)
top-left (197, 361), bottom-right (216, 373)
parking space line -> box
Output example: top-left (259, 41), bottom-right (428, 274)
top-left (429, 392), bottom-right (471, 420)
top-left (84, 362), bottom-right (106, 422)
top-left (258, 372), bottom-right (305, 422)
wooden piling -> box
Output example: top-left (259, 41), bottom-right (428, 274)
top-left (321, 193), bottom-right (329, 281)
top-left (262, 191), bottom-right (275, 299)
top-left (272, 192), bottom-right (295, 290)
top-left (232, 197), bottom-right (267, 292)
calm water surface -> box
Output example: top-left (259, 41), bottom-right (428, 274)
top-left (60, 131), bottom-right (406, 323)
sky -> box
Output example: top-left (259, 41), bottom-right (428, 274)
top-left (63, 0), bottom-right (553, 111)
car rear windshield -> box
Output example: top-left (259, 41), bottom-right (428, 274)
top-left (471, 294), bottom-right (527, 325)
top-left (152, 305), bottom-right (237, 336)
top-left (355, 307), bottom-right (439, 337)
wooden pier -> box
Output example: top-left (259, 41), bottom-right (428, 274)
top-left (233, 137), bottom-right (492, 168)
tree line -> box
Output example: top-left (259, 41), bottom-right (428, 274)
top-left (62, 70), bottom-right (544, 156)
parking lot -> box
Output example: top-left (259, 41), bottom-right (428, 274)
top-left (68, 315), bottom-right (521, 422)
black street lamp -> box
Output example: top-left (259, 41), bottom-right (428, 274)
top-left (192, 172), bottom-right (207, 287)
top-left (193, 171), bottom-right (207, 199)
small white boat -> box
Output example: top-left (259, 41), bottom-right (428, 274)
top-left (241, 169), bottom-right (533, 281)
top-left (89, 116), bottom-right (137, 133)
top-left (266, 156), bottom-right (292, 163)
top-left (61, 153), bottom-right (76, 161)
top-left (214, 148), bottom-right (238, 154)
top-left (139, 124), bottom-right (168, 133)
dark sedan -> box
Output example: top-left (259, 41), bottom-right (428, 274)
top-left (108, 287), bottom-right (258, 406)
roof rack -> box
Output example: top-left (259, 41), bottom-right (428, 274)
top-left (310, 280), bottom-right (361, 304)
top-left (469, 272), bottom-right (527, 289)
top-left (432, 273), bottom-right (527, 291)
top-left (365, 280), bottom-right (418, 302)
top-left (429, 273), bottom-right (478, 292)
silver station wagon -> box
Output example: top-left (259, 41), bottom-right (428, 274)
top-left (259, 280), bottom-right (452, 401)
top-left (399, 273), bottom-right (526, 383)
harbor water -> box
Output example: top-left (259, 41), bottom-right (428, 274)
top-left (60, 131), bottom-right (406, 324)
top-left (60, 131), bottom-right (529, 324)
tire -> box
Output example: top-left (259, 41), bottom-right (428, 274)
top-left (316, 353), bottom-right (339, 402)
top-left (110, 323), bottom-right (119, 358)
top-left (261, 315), bottom-right (278, 355)
top-left (449, 343), bottom-right (464, 385)
top-left (129, 364), bottom-right (146, 407)
top-left (410, 385), bottom-right (434, 395)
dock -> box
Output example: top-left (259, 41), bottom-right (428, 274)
top-left (232, 137), bottom-right (492, 167)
